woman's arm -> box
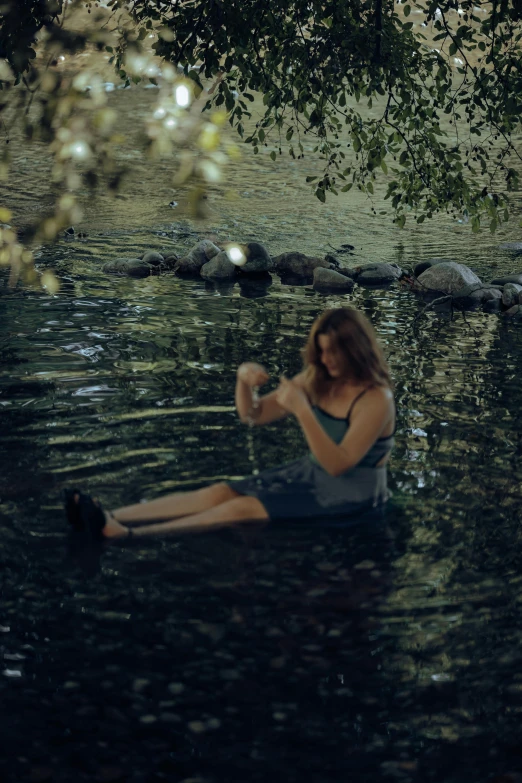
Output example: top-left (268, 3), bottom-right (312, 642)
top-left (236, 365), bottom-right (306, 426)
top-left (276, 380), bottom-right (393, 476)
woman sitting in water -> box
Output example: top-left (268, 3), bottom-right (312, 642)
top-left (65, 307), bottom-right (395, 539)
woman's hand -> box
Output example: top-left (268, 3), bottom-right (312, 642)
top-left (274, 376), bottom-right (310, 417)
top-left (237, 362), bottom-right (270, 388)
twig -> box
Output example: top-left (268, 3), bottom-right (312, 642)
top-left (411, 295), bottom-right (453, 334)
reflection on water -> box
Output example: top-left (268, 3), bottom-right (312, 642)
top-left (1, 268), bottom-right (522, 782)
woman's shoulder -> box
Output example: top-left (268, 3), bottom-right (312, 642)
top-left (359, 384), bottom-right (394, 407)
top-left (346, 384), bottom-right (393, 417)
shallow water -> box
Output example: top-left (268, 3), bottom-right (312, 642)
top-left (1, 78), bottom-right (522, 783)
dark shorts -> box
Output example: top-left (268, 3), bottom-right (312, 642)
top-left (228, 456), bottom-right (389, 526)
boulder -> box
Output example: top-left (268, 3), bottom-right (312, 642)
top-left (502, 282), bottom-right (522, 308)
top-left (173, 256), bottom-right (203, 276)
top-left (413, 262), bottom-right (481, 295)
top-left (273, 252), bottom-right (332, 280)
top-left (102, 258), bottom-right (154, 278)
top-left (324, 254), bottom-right (341, 267)
top-left (504, 304), bottom-right (521, 316)
top-left (498, 242), bottom-right (522, 254)
top-left (335, 267), bottom-right (358, 280)
top-left (452, 283), bottom-right (502, 309)
top-left (200, 251), bottom-right (237, 281)
top-left (313, 268), bottom-right (355, 292)
top-left (483, 297), bottom-right (502, 313)
top-left (142, 251), bottom-right (164, 266)
top-left (352, 262), bottom-right (403, 285)
top-left (233, 241), bottom-right (272, 274)
top-left (162, 252), bottom-right (179, 270)
top-left (175, 239), bottom-right (221, 276)
top-left (413, 258), bottom-right (454, 278)
top-left (489, 273), bottom-right (522, 286)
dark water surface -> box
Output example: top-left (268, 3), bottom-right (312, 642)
top-left (2, 82), bottom-right (522, 783)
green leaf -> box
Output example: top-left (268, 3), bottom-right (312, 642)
top-left (316, 188), bottom-right (326, 203)
top-left (380, 160), bottom-right (388, 174)
top-left (270, 150), bottom-right (276, 161)
top-left (341, 183), bottom-right (353, 192)
top-left (404, 5), bottom-right (411, 16)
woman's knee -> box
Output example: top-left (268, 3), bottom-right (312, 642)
top-left (206, 482), bottom-right (238, 504)
top-left (232, 494), bottom-right (269, 520)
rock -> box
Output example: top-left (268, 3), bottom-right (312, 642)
top-left (335, 267), bottom-right (358, 280)
top-left (504, 304), bottom-right (521, 316)
top-left (162, 252), bottom-right (179, 270)
top-left (452, 283), bottom-right (502, 309)
top-left (175, 239), bottom-right (221, 276)
top-left (200, 252), bottom-right (237, 281)
top-left (502, 283), bottom-right (522, 308)
top-left (498, 242), bottom-right (522, 254)
top-left (173, 256), bottom-right (203, 276)
top-left (142, 251), bottom-right (164, 266)
top-left (233, 241), bottom-right (272, 273)
top-left (324, 254), bottom-right (340, 267)
top-left (313, 268), bottom-right (355, 292)
top-left (352, 262), bottom-right (403, 285)
top-left (414, 262), bottom-right (481, 295)
top-left (483, 297), bottom-right (502, 313)
top-left (273, 252), bottom-right (332, 280)
top-left (414, 258), bottom-right (454, 278)
top-left (490, 273), bottom-right (522, 286)
top-left (190, 239), bottom-right (221, 263)
top-left (102, 258), bottom-right (154, 278)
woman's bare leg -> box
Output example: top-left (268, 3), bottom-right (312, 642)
top-left (110, 483), bottom-right (238, 525)
top-left (104, 495), bottom-right (269, 539)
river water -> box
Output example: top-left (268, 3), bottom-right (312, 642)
top-left (1, 74), bottom-right (522, 783)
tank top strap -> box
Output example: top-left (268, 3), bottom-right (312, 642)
top-left (346, 386), bottom-right (373, 420)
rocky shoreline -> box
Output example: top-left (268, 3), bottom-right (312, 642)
top-left (99, 238), bottom-right (522, 316)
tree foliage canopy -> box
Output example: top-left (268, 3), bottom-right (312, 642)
top-left (1, 0), bottom-right (522, 236)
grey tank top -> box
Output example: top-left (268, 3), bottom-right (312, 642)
top-left (309, 388), bottom-right (395, 469)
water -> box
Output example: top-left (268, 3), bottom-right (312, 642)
top-left (1, 78), bottom-right (522, 783)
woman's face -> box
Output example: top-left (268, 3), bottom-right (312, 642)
top-left (317, 332), bottom-right (344, 378)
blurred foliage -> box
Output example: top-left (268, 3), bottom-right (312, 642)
top-left (1, 0), bottom-right (522, 287)
top-left (134, 0), bottom-right (522, 231)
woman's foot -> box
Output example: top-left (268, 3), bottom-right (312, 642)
top-left (102, 510), bottom-right (131, 540)
top-left (64, 490), bottom-right (131, 541)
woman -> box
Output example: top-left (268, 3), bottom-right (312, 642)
top-left (65, 307), bottom-right (395, 539)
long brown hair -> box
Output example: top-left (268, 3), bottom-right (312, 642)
top-left (302, 308), bottom-right (392, 402)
